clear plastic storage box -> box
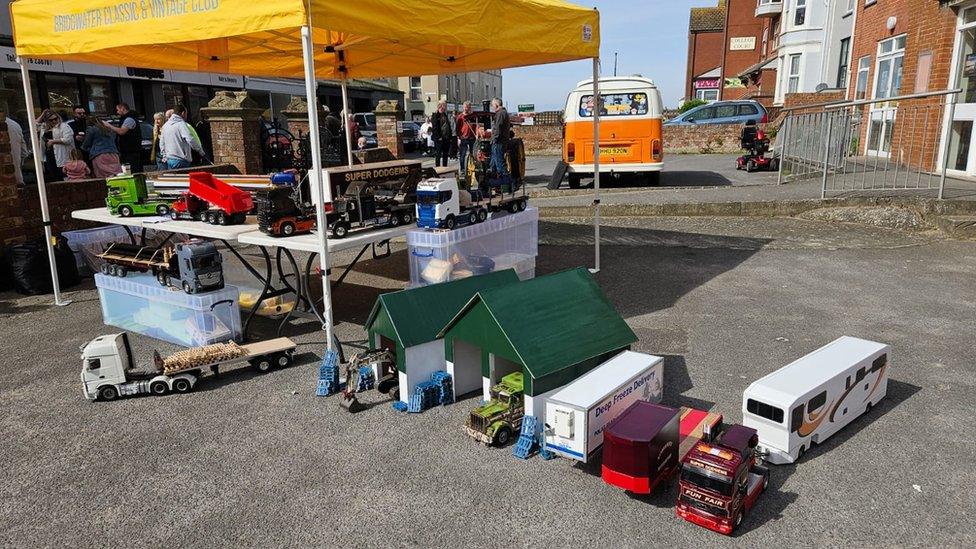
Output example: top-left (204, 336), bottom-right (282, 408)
top-left (95, 272), bottom-right (243, 347)
top-left (407, 207), bottom-right (538, 286)
top-left (63, 225), bottom-right (133, 275)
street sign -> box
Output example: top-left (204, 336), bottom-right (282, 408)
top-left (518, 104), bottom-right (535, 113)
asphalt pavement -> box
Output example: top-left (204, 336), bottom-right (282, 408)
top-left (1, 215), bottom-right (974, 547)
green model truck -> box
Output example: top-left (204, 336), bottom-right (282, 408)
top-left (464, 371), bottom-right (525, 446)
top-left (105, 174), bottom-right (173, 217)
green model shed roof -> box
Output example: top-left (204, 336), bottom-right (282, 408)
top-left (439, 267), bottom-right (637, 381)
top-left (365, 269), bottom-right (520, 348)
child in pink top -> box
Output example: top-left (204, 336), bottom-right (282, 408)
top-left (63, 148), bottom-right (91, 180)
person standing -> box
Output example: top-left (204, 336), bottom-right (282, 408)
top-left (36, 109), bottom-right (75, 183)
top-left (430, 100), bottom-right (453, 168)
top-left (149, 112), bottom-right (166, 171)
top-left (455, 101), bottom-right (476, 177)
top-left (67, 105), bottom-right (88, 161)
top-left (159, 104), bottom-right (205, 170)
top-left (83, 116), bottom-right (123, 178)
top-left (419, 116), bottom-right (433, 156)
top-left (103, 102), bottom-right (143, 172)
top-left (489, 97), bottom-right (511, 181)
top-left (5, 115), bottom-right (28, 186)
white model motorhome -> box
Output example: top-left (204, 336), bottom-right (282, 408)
top-left (742, 336), bottom-right (891, 465)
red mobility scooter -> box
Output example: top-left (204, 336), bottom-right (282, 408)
top-left (735, 120), bottom-right (778, 172)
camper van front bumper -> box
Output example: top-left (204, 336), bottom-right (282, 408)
top-left (757, 443), bottom-right (793, 465)
top-left (567, 162), bottom-right (664, 174)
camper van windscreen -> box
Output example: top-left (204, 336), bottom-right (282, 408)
top-left (746, 398), bottom-right (784, 424)
top-left (579, 93), bottom-right (649, 117)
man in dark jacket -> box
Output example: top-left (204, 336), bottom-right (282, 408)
top-left (103, 102), bottom-right (143, 173)
top-left (430, 100), bottom-right (453, 168)
top-left (489, 97), bottom-right (510, 181)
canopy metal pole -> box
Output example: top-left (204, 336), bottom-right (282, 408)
top-left (590, 57), bottom-right (601, 274)
top-left (300, 24), bottom-right (335, 350)
top-left (18, 58), bottom-right (68, 306)
top-left (341, 79), bottom-right (354, 166)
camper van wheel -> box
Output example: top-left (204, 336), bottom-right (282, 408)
top-left (150, 381), bottom-right (169, 395)
top-left (172, 378), bottom-right (192, 393)
top-left (97, 385), bottom-right (119, 401)
top-left (866, 402), bottom-right (873, 413)
top-left (493, 425), bottom-right (512, 447)
top-left (156, 204), bottom-right (170, 216)
top-left (119, 205), bottom-right (133, 217)
top-left (645, 172), bottom-right (661, 186)
top-left (444, 215), bottom-right (456, 230)
top-left (797, 445), bottom-right (806, 460)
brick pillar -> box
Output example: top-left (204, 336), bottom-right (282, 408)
top-left (374, 100), bottom-right (404, 158)
top-left (200, 91), bottom-right (264, 174)
top-left (281, 95), bottom-right (311, 138)
top-left (0, 87), bottom-right (25, 244)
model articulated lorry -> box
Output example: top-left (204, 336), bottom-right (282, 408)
top-left (415, 177), bottom-right (528, 230)
top-left (97, 239), bottom-right (223, 294)
top-left (543, 352), bottom-right (663, 462)
top-left (255, 186), bottom-right (316, 237)
top-left (465, 371), bottom-right (524, 446)
top-left (105, 173), bottom-right (173, 217)
top-left (326, 179), bottom-right (417, 238)
top-left (80, 333), bottom-right (297, 401)
top-left (676, 425), bottom-right (768, 535)
top-left (170, 172), bottom-right (254, 225)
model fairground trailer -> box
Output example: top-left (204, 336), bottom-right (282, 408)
top-left (97, 239), bottom-right (224, 294)
top-left (743, 336), bottom-right (890, 464)
top-left (80, 333), bottom-right (296, 401)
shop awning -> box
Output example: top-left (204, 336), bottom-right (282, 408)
top-left (736, 57), bottom-right (777, 80)
top-left (10, 0), bottom-right (600, 79)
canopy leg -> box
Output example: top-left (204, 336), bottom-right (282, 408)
top-left (301, 24), bottom-right (335, 350)
top-left (19, 58), bottom-right (69, 306)
top-left (590, 57), bottom-right (601, 274)
top-left (341, 79), bottom-right (354, 167)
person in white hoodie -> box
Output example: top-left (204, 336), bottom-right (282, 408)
top-left (36, 109), bottom-right (75, 182)
top-left (4, 115), bottom-right (28, 186)
top-left (159, 104), bottom-right (204, 170)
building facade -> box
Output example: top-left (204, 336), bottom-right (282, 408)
top-left (774, 0), bottom-right (855, 104)
top-left (686, 1), bottom-right (726, 102)
top-left (397, 70), bottom-right (502, 121)
top-left (719, 0), bottom-right (768, 101)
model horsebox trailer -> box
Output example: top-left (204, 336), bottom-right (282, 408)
top-left (543, 351), bottom-right (663, 462)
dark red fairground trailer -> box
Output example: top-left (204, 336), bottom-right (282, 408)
top-left (602, 402), bottom-right (723, 494)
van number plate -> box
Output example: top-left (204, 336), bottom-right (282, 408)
top-left (600, 147), bottom-right (630, 155)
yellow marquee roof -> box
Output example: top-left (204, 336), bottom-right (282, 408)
top-left (10, 0), bottom-right (600, 78)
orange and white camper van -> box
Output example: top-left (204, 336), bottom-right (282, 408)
top-left (562, 76), bottom-right (664, 187)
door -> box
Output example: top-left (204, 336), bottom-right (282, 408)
top-left (866, 35), bottom-right (906, 157)
top-left (948, 8), bottom-right (976, 176)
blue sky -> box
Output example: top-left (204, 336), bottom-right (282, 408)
top-left (502, 0), bottom-right (716, 111)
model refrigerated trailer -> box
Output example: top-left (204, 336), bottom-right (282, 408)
top-left (543, 351), bottom-right (663, 462)
top-left (742, 336), bottom-right (891, 464)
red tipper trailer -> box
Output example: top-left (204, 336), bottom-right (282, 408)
top-left (172, 172), bottom-right (254, 225)
top-left (602, 402), bottom-right (723, 494)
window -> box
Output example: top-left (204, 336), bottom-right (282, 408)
top-left (690, 106), bottom-right (716, 121)
top-left (762, 26), bottom-right (769, 57)
top-left (695, 89), bottom-right (718, 102)
top-left (87, 358), bottom-right (101, 371)
top-left (409, 77), bottom-right (422, 101)
top-left (914, 51), bottom-right (932, 94)
top-left (84, 77), bottom-right (115, 117)
top-left (837, 38), bottom-right (851, 89)
top-left (871, 354), bottom-right (887, 372)
top-left (795, 0), bottom-right (806, 26)
top-left (746, 398), bottom-right (784, 423)
top-left (808, 391), bottom-right (827, 412)
top-left (44, 74), bottom-right (81, 114)
top-left (855, 56), bottom-right (871, 99)
top-left (788, 54), bottom-right (801, 94)
top-left (485, 83), bottom-right (489, 101)
top-left (578, 92), bottom-right (649, 117)
top-left (791, 406), bottom-right (805, 432)
top-left (738, 104), bottom-right (759, 116)
top-left (715, 104), bottom-right (737, 118)
top-left (847, 0), bottom-right (854, 13)
top-left (874, 35), bottom-right (906, 100)
top-left (856, 367), bottom-right (866, 383)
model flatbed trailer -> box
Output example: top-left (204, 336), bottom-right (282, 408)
top-left (81, 333), bottom-right (297, 401)
top-left (97, 242), bottom-right (168, 274)
top-left (96, 239), bottom-right (224, 294)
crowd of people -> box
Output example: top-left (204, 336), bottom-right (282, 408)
top-left (418, 98), bottom-right (510, 181)
top-left (9, 102), bottom-right (212, 186)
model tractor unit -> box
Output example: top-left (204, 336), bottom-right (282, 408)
top-left (324, 166), bottom-right (421, 238)
top-left (415, 177), bottom-right (528, 230)
top-left (676, 424), bottom-right (769, 535)
top-left (80, 333), bottom-right (297, 402)
top-left (457, 111), bottom-right (526, 188)
top-left (255, 186), bottom-right (316, 237)
top-left (97, 239), bottom-right (223, 294)
top-left (105, 173), bottom-right (173, 217)
top-left (465, 371), bottom-right (525, 446)
top-left (171, 172), bottom-right (254, 225)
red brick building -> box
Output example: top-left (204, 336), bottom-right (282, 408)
top-left (719, 0), bottom-right (769, 102)
top-left (686, 1), bottom-right (726, 102)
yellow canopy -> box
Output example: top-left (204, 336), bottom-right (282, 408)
top-left (10, 0), bottom-right (600, 78)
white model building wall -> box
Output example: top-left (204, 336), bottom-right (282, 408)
top-left (395, 340), bottom-right (446, 404)
top-left (524, 385), bottom-right (564, 422)
top-left (448, 339), bottom-right (483, 400)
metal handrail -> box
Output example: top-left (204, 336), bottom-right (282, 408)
top-left (779, 88), bottom-right (962, 113)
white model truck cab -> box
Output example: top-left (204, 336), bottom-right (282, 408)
top-left (416, 178), bottom-right (463, 229)
top-left (80, 333), bottom-right (134, 400)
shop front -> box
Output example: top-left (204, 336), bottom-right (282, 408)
top-left (693, 69), bottom-right (721, 102)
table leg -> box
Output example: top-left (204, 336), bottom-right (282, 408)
top-left (122, 226), bottom-right (136, 245)
top-left (241, 245), bottom-right (274, 341)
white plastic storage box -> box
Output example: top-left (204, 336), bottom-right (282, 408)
top-left (407, 207), bottom-right (538, 286)
top-left (95, 272), bottom-right (242, 347)
top-left (221, 250), bottom-right (296, 318)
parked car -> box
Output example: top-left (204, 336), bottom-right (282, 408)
top-left (664, 100), bottom-right (767, 126)
top-left (399, 121), bottom-right (422, 152)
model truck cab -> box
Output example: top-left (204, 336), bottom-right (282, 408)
top-left (416, 177), bottom-right (527, 230)
top-left (105, 174), bottom-right (172, 217)
top-left (80, 333), bottom-right (197, 401)
top-left (465, 371), bottom-right (525, 446)
top-left (676, 424), bottom-right (768, 535)
top-left (171, 240), bottom-right (223, 293)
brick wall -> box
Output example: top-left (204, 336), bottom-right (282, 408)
top-left (513, 124), bottom-right (562, 155)
top-left (687, 30), bottom-right (725, 98)
top-left (514, 122), bottom-right (749, 156)
top-left (720, 0), bottom-right (765, 101)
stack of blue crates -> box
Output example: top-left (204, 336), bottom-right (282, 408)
top-left (407, 381), bottom-right (440, 413)
top-left (315, 349), bottom-right (340, 396)
top-left (430, 371), bottom-right (454, 405)
top-left (391, 401), bottom-right (409, 412)
top-left (356, 366), bottom-right (376, 392)
top-left (513, 415), bottom-right (542, 459)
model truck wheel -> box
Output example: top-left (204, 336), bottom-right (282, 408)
top-left (97, 385), bottom-right (119, 401)
top-left (476, 208), bottom-right (488, 223)
top-left (281, 221), bottom-right (296, 236)
top-left (331, 222), bottom-right (349, 238)
top-left (182, 281), bottom-right (194, 294)
top-left (377, 374), bottom-right (397, 394)
top-left (150, 381), bottom-right (169, 395)
top-left (399, 211), bottom-right (413, 224)
top-left (170, 210), bottom-right (180, 220)
top-left (517, 199), bottom-right (527, 212)
top-left (390, 213), bottom-right (401, 227)
top-left (274, 352), bottom-right (291, 367)
top-left (493, 425), bottom-right (512, 447)
top-left (119, 205), bottom-right (133, 217)
top-left (217, 211), bottom-right (228, 225)
top-left (172, 378), bottom-right (192, 393)
top-left (253, 357), bottom-right (273, 373)
top-left (156, 204), bottom-right (170, 216)
top-left (444, 215), bottom-right (456, 230)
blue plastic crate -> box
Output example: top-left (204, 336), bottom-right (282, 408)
top-left (356, 366), bottom-right (376, 392)
top-left (392, 401), bottom-right (408, 412)
top-left (316, 349), bottom-right (340, 396)
top-left (512, 416), bottom-right (542, 459)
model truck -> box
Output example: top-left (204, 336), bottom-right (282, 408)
top-left (676, 425), bottom-right (769, 535)
top-left (326, 179), bottom-right (417, 238)
top-left (105, 173), bottom-right (173, 217)
top-left (465, 371), bottom-right (525, 446)
top-left (601, 402), bottom-right (723, 495)
top-left (97, 238), bottom-right (223, 294)
top-left (543, 351), bottom-right (663, 462)
top-left (255, 186), bottom-right (316, 237)
top-left (415, 177), bottom-right (527, 230)
top-left (80, 333), bottom-right (296, 401)
top-left (170, 172), bottom-right (254, 225)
